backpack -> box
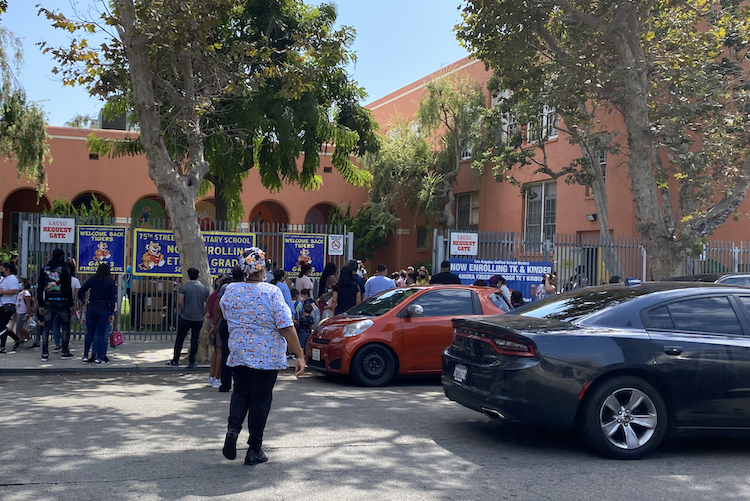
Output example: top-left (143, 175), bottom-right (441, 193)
top-left (42, 264), bottom-right (66, 302)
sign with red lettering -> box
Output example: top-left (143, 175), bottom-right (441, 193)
top-left (450, 232), bottom-right (478, 256)
top-left (40, 217), bottom-right (76, 243)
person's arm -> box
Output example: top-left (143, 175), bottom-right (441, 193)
top-left (356, 290), bottom-right (362, 304)
top-left (78, 279), bottom-right (91, 302)
top-left (330, 290), bottom-right (338, 312)
top-left (2, 283), bottom-right (18, 297)
top-left (544, 277), bottom-right (555, 294)
top-left (364, 279), bottom-right (370, 299)
top-left (279, 325), bottom-right (306, 378)
top-left (23, 291), bottom-right (32, 317)
top-left (109, 280), bottom-right (117, 318)
top-left (177, 294), bottom-right (184, 315)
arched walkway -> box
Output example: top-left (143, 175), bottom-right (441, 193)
top-left (2, 189), bottom-right (51, 247)
top-left (305, 203), bottom-right (334, 226)
top-left (196, 198), bottom-right (216, 230)
top-left (72, 191), bottom-right (115, 214)
top-left (249, 201), bottom-right (290, 227)
top-left (131, 196), bottom-right (168, 228)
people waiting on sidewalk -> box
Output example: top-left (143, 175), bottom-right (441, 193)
top-left (167, 267), bottom-right (209, 368)
top-left (78, 263), bottom-right (117, 365)
top-left (38, 249), bottom-right (75, 361)
top-left (216, 246), bottom-right (305, 466)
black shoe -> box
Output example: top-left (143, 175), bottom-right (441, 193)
top-left (41, 353), bottom-right (49, 362)
top-left (12, 341), bottom-right (21, 351)
top-left (244, 448), bottom-right (268, 465)
top-left (28, 343), bottom-right (40, 349)
top-left (187, 361), bottom-right (197, 368)
top-left (101, 356), bottom-right (110, 364)
top-left (166, 360), bottom-right (179, 366)
top-left (222, 430), bottom-right (239, 460)
top-left (218, 385), bottom-right (231, 392)
top-left (61, 352), bottom-right (75, 360)
top-left (0, 348), bottom-right (5, 354)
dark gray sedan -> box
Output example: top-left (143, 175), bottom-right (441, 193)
top-left (442, 283), bottom-right (750, 459)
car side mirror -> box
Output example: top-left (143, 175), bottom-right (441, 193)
top-left (406, 304), bottom-right (424, 317)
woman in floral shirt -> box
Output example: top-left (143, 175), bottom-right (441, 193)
top-left (215, 247), bottom-right (305, 466)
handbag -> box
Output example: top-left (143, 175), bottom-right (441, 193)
top-left (109, 330), bottom-right (124, 348)
top-left (2, 303), bottom-right (15, 313)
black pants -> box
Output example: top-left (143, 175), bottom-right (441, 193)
top-left (173, 318), bottom-right (203, 364)
top-left (43, 303), bottom-right (71, 355)
top-left (227, 366), bottom-right (278, 450)
top-left (219, 320), bottom-right (231, 389)
top-left (0, 307), bottom-right (19, 348)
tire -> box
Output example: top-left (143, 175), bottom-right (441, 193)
top-left (350, 344), bottom-right (396, 387)
top-left (580, 376), bottom-right (667, 460)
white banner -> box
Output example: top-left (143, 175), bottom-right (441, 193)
top-left (328, 234), bottom-right (344, 256)
top-left (40, 217), bottom-right (76, 243)
top-left (450, 232), bottom-right (478, 256)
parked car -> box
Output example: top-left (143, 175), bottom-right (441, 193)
top-left (305, 285), bottom-right (511, 386)
top-left (442, 282), bottom-right (750, 459)
top-left (664, 272), bottom-right (750, 286)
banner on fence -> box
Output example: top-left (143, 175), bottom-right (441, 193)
top-left (77, 226), bottom-right (127, 274)
top-left (133, 229), bottom-right (256, 276)
top-left (450, 258), bottom-right (554, 303)
top-left (40, 217), bottom-right (76, 243)
top-left (283, 233), bottom-right (326, 278)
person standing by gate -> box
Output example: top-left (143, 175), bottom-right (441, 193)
top-left (78, 264), bottom-right (117, 364)
top-left (38, 249), bottom-right (75, 361)
top-left (167, 268), bottom-right (209, 368)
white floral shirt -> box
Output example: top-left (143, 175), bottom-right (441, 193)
top-left (220, 281), bottom-right (294, 370)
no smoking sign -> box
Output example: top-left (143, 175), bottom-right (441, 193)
top-left (328, 234), bottom-right (344, 256)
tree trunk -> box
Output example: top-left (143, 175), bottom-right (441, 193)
top-left (611, 13), bottom-right (683, 280)
top-left (213, 177), bottom-right (229, 225)
top-left (588, 158), bottom-right (623, 280)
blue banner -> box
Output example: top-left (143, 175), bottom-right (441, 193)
top-left (133, 229), bottom-right (255, 277)
top-left (77, 226), bottom-right (127, 274)
top-left (283, 233), bottom-right (326, 279)
top-left (450, 258), bottom-right (554, 303)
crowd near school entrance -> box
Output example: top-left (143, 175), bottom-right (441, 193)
top-left (19, 213), bottom-right (352, 337)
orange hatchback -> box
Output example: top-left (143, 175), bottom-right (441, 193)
top-left (304, 285), bottom-right (511, 386)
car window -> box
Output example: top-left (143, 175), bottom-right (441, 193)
top-left (721, 277), bottom-right (750, 286)
top-left (489, 292), bottom-right (511, 313)
top-left (412, 289), bottom-right (475, 317)
top-left (648, 296), bottom-right (743, 335)
top-left (346, 288), bottom-right (419, 317)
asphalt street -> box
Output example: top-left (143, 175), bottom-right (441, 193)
top-left (1, 372), bottom-right (750, 501)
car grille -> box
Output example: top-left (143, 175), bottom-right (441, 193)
top-left (308, 359), bottom-right (326, 369)
top-left (310, 338), bottom-right (330, 345)
top-left (329, 358), bottom-right (342, 370)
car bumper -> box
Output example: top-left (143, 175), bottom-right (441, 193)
top-left (305, 338), bottom-right (348, 374)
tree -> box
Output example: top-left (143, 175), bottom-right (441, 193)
top-left (0, 1), bottom-right (50, 196)
top-left (458, 0), bottom-right (750, 278)
top-left (65, 114), bottom-right (98, 129)
top-left (42, 0), bottom-right (378, 285)
top-left (328, 203), bottom-right (396, 261)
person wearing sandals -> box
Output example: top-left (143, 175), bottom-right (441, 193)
top-left (213, 247), bottom-right (305, 466)
top-left (78, 264), bottom-right (116, 364)
top-left (0, 262), bottom-right (21, 353)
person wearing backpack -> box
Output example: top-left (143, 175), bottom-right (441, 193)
top-left (37, 249), bottom-right (75, 361)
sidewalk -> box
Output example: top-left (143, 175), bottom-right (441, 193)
top-left (0, 337), bottom-right (210, 374)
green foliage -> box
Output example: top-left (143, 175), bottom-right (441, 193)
top-left (65, 114), bottom-right (97, 128)
top-left (44, 193), bottom-right (112, 219)
top-left (328, 203), bottom-right (395, 260)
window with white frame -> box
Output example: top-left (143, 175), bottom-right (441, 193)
top-left (456, 191), bottom-right (480, 230)
top-left (528, 105), bottom-right (559, 143)
top-left (461, 145), bottom-right (472, 160)
top-left (416, 225), bottom-right (430, 249)
top-left (525, 181), bottom-right (556, 251)
top-left (587, 150), bottom-right (607, 196)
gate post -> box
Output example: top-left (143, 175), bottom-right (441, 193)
top-left (347, 232), bottom-right (354, 261)
top-left (21, 219), bottom-right (30, 279)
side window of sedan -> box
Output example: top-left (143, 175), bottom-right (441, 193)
top-left (414, 290), bottom-right (475, 317)
top-left (644, 297), bottom-right (743, 335)
top-left (489, 292), bottom-right (511, 313)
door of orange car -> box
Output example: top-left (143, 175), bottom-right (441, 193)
top-left (397, 288), bottom-right (481, 373)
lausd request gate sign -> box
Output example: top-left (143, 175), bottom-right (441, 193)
top-left (40, 217), bottom-right (75, 243)
top-left (450, 232), bottom-right (478, 255)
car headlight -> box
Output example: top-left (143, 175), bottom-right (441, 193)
top-left (342, 320), bottom-right (374, 338)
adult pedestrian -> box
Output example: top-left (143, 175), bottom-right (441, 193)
top-left (347, 259), bottom-right (365, 296)
top-left (206, 274), bottom-right (229, 388)
top-left (38, 249), bottom-right (75, 361)
top-left (429, 260), bottom-right (462, 284)
top-left (488, 275), bottom-right (511, 301)
top-left (212, 266), bottom-right (245, 392)
top-left (0, 262), bottom-right (21, 353)
top-left (331, 266), bottom-right (361, 315)
top-left (167, 267), bottom-right (209, 368)
top-left (317, 263), bottom-right (338, 297)
top-left (364, 264), bottom-right (396, 299)
top-left (78, 263), bottom-right (117, 364)
top-left (217, 247), bottom-right (305, 465)
top-left (270, 269), bottom-right (295, 314)
top-left (416, 266), bottom-right (430, 285)
top-left (295, 263), bottom-right (313, 295)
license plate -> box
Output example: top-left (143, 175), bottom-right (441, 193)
top-left (453, 364), bottom-right (467, 382)
top-left (312, 348), bottom-right (321, 362)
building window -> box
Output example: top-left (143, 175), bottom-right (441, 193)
top-left (587, 150), bottom-right (607, 196)
top-left (416, 225), bottom-right (430, 249)
top-left (456, 191), bottom-right (480, 230)
top-left (525, 181), bottom-right (556, 251)
top-left (323, 166), bottom-right (333, 173)
top-left (460, 146), bottom-right (472, 160)
top-left (527, 106), bottom-right (558, 143)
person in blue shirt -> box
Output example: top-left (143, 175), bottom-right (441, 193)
top-left (271, 269), bottom-right (295, 314)
top-left (364, 264), bottom-right (396, 299)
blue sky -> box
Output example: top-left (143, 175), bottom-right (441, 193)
top-left (4, 0), bottom-right (470, 127)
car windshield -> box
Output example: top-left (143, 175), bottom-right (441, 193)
top-left (345, 288), bottom-right (420, 317)
top-left (516, 287), bottom-right (646, 323)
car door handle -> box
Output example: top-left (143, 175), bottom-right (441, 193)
top-left (663, 346), bottom-right (682, 356)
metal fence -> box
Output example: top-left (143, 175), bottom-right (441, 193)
top-left (434, 229), bottom-right (750, 285)
top-left (18, 214), bottom-right (350, 338)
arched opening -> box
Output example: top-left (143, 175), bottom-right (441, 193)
top-left (131, 196), bottom-right (168, 228)
top-left (249, 201), bottom-right (290, 227)
top-left (196, 198), bottom-right (216, 230)
top-left (305, 203), bottom-right (334, 226)
top-left (72, 191), bottom-right (115, 215)
top-left (249, 201), bottom-right (290, 268)
top-left (2, 189), bottom-right (51, 247)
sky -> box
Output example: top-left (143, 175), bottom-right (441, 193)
top-left (3, 0), bottom-right (471, 127)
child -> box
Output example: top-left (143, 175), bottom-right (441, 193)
top-left (291, 288), bottom-right (302, 322)
top-left (297, 302), bottom-right (316, 349)
top-left (299, 288), bottom-right (320, 326)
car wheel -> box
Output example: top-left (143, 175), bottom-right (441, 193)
top-left (580, 376), bottom-right (667, 460)
top-left (351, 344), bottom-right (396, 387)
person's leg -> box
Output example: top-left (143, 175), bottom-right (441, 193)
top-left (42, 307), bottom-right (54, 357)
top-left (89, 306), bottom-right (106, 360)
top-left (219, 320), bottom-right (231, 390)
top-left (227, 366), bottom-right (252, 432)
top-left (84, 307), bottom-right (96, 358)
top-left (245, 369), bottom-right (279, 451)
top-left (53, 316), bottom-right (61, 349)
top-left (188, 320), bottom-right (203, 364)
top-left (210, 340), bottom-right (221, 378)
top-left (100, 315), bottom-right (111, 360)
top-left (172, 318), bottom-right (189, 364)
top-left (58, 307), bottom-right (72, 356)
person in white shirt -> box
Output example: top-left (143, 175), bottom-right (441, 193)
top-left (0, 262), bottom-right (21, 352)
top-left (364, 264), bottom-right (396, 299)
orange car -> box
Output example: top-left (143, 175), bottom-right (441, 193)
top-left (304, 285), bottom-right (511, 386)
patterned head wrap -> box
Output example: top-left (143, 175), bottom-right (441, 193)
top-left (239, 247), bottom-right (266, 276)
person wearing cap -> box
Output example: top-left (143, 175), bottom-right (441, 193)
top-left (489, 275), bottom-right (511, 301)
top-left (429, 260), bottom-right (462, 285)
top-left (213, 247), bottom-right (305, 466)
top-left (37, 248), bottom-right (75, 361)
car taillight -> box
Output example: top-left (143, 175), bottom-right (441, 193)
top-left (453, 328), bottom-right (536, 357)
